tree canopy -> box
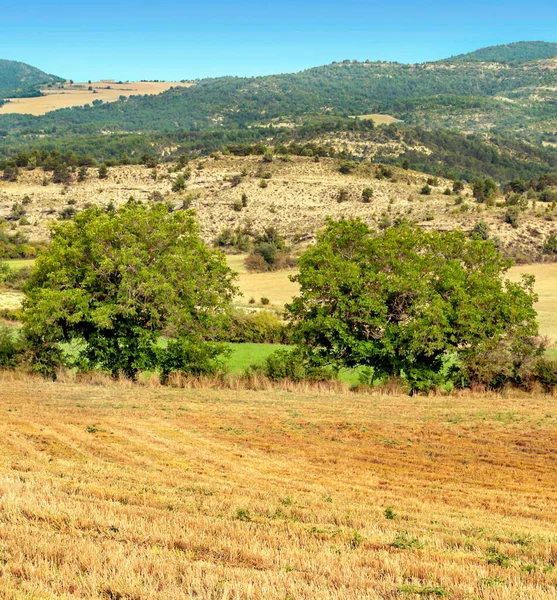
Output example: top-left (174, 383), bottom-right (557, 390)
top-left (23, 202), bottom-right (237, 378)
top-left (287, 219), bottom-right (542, 391)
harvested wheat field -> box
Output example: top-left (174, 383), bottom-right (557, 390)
top-left (0, 81), bottom-right (191, 115)
top-left (1, 374), bottom-right (557, 599)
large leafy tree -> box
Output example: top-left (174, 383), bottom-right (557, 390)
top-left (287, 219), bottom-right (542, 391)
top-left (23, 202), bottom-right (237, 378)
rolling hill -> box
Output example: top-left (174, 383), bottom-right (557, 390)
top-left (446, 41), bottom-right (557, 63)
top-left (0, 59), bottom-right (64, 100)
top-left (2, 42), bottom-right (557, 183)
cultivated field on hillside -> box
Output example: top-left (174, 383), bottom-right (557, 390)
top-left (0, 375), bottom-right (556, 599)
top-left (0, 81), bottom-right (190, 115)
top-left (1, 157), bottom-right (556, 258)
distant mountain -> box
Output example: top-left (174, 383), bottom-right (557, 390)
top-left (0, 59), bottom-right (64, 99)
top-left (2, 47), bottom-right (557, 138)
top-left (3, 42), bottom-right (557, 182)
top-left (446, 41), bottom-right (557, 63)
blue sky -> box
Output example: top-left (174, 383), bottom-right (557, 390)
top-left (2, 0), bottom-right (557, 81)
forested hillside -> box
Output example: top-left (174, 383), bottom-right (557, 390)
top-left (446, 41), bottom-right (557, 63)
top-left (2, 43), bottom-right (557, 182)
top-left (0, 59), bottom-right (63, 101)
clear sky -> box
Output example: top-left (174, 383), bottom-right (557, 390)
top-left (2, 0), bottom-right (557, 81)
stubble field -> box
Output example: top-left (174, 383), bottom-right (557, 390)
top-left (0, 81), bottom-right (190, 115)
top-left (0, 374), bottom-right (556, 599)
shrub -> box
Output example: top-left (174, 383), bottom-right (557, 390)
top-left (171, 174), bottom-right (186, 192)
top-left (339, 161), bottom-right (356, 175)
top-left (542, 233), bottom-right (557, 255)
top-left (10, 202), bottom-right (26, 220)
top-left (453, 180), bottom-right (464, 193)
top-left (259, 349), bottom-right (306, 381)
top-left (533, 358), bottom-right (557, 392)
top-left (375, 165), bottom-right (393, 180)
top-left (2, 165), bottom-right (19, 182)
top-left (244, 253), bottom-right (268, 272)
top-left (337, 188), bottom-right (350, 203)
top-left (218, 309), bottom-right (289, 344)
top-left (362, 188), bottom-right (373, 203)
top-left (260, 297), bottom-right (270, 305)
top-left (59, 206), bottom-right (77, 220)
top-left (471, 221), bottom-right (490, 240)
top-left (0, 327), bottom-right (23, 368)
top-left (505, 206), bottom-right (520, 228)
top-left (420, 184), bottom-right (431, 195)
top-left (232, 199), bottom-right (243, 212)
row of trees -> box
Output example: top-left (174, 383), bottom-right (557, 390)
top-left (4, 203), bottom-right (553, 392)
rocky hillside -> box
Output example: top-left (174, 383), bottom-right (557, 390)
top-left (1, 156), bottom-right (555, 262)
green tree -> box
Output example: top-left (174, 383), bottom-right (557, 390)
top-left (287, 219), bottom-right (541, 392)
top-left (171, 174), bottom-right (186, 192)
top-left (472, 177), bottom-right (498, 203)
top-left (362, 188), bottom-right (373, 203)
top-left (471, 221), bottom-right (489, 240)
top-left (77, 165), bottom-right (88, 182)
top-left (22, 202), bottom-right (237, 379)
top-left (98, 164), bottom-right (108, 179)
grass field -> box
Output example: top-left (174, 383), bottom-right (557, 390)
top-left (226, 342), bottom-right (290, 372)
top-left (3, 259), bottom-right (35, 270)
top-left (0, 375), bottom-right (556, 599)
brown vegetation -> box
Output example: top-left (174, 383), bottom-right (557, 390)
top-left (0, 373), bottom-right (556, 598)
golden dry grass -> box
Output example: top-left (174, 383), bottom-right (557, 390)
top-left (0, 290), bottom-right (23, 310)
top-left (226, 255), bottom-right (298, 308)
top-left (0, 81), bottom-right (191, 115)
top-left (0, 374), bottom-right (557, 599)
top-left (508, 262), bottom-right (557, 346)
top-left (351, 114), bottom-right (403, 124)
top-left (1, 157), bottom-right (556, 259)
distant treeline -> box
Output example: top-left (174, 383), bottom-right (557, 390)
top-left (3, 118), bottom-right (557, 184)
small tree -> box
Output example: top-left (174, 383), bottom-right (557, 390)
top-left (542, 233), bottom-right (557, 255)
top-left (98, 164), bottom-right (109, 179)
top-left (471, 221), bottom-right (490, 240)
top-left (473, 178), bottom-right (498, 204)
top-left (287, 219), bottom-right (541, 392)
top-left (362, 188), bottom-right (373, 203)
top-left (77, 166), bottom-right (88, 182)
top-left (171, 174), bottom-right (186, 192)
top-left (452, 180), bottom-right (464, 194)
top-left (23, 203), bottom-right (237, 379)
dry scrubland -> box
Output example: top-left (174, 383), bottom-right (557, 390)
top-left (0, 374), bottom-right (556, 599)
top-left (1, 156), bottom-right (556, 259)
top-left (0, 81), bottom-right (191, 115)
